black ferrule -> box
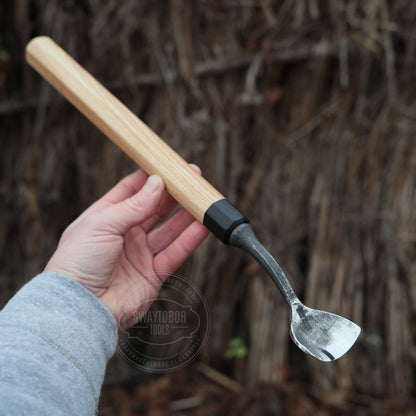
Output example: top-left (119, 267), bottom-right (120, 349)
top-left (203, 199), bottom-right (249, 244)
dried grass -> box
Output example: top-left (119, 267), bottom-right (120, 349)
top-left (1, 0), bottom-right (416, 407)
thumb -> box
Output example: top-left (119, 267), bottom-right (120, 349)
top-left (97, 175), bottom-right (164, 235)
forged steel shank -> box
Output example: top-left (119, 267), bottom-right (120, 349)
top-left (229, 223), bottom-right (361, 362)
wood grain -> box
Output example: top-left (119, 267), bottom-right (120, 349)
top-left (25, 36), bottom-right (224, 223)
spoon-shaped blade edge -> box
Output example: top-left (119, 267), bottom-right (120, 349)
top-left (290, 304), bottom-right (361, 362)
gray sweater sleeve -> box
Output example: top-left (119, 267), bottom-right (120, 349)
top-left (0, 272), bottom-right (118, 415)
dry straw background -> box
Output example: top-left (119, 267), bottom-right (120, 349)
top-left (1, 0), bottom-right (416, 414)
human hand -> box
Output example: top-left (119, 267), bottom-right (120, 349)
top-left (44, 168), bottom-right (209, 329)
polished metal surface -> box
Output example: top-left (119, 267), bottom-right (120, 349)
top-left (229, 223), bottom-right (361, 361)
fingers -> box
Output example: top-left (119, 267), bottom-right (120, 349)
top-left (140, 164), bottom-right (202, 232)
top-left (77, 164), bottom-right (201, 229)
top-left (80, 169), bottom-right (150, 218)
top-left (147, 208), bottom-right (196, 254)
top-left (68, 163), bottom-right (203, 237)
top-left (99, 169), bottom-right (150, 204)
top-left (96, 175), bottom-right (165, 235)
top-left (153, 221), bottom-right (209, 276)
top-left (140, 190), bottom-right (178, 233)
top-left (67, 170), bottom-right (150, 231)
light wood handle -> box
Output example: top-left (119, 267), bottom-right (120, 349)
top-left (25, 36), bottom-right (224, 223)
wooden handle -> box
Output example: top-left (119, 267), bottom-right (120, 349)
top-left (25, 36), bottom-right (224, 223)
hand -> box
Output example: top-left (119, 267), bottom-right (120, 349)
top-left (44, 168), bottom-right (209, 329)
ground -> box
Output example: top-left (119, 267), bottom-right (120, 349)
top-left (98, 363), bottom-right (416, 416)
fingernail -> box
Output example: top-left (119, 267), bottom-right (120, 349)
top-left (144, 175), bottom-right (161, 193)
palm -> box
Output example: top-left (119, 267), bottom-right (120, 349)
top-left (101, 227), bottom-right (161, 327)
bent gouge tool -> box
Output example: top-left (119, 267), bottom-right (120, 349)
top-left (26, 36), bottom-right (361, 361)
